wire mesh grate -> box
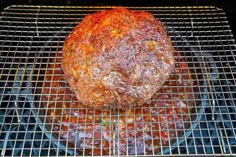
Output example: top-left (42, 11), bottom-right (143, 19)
top-left (0, 5), bottom-right (236, 156)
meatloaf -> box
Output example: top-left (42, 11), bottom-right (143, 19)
top-left (62, 8), bottom-right (175, 109)
top-left (42, 51), bottom-right (194, 155)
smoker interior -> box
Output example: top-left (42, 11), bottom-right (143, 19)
top-left (0, 5), bottom-right (236, 156)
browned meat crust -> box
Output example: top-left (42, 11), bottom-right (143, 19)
top-left (62, 8), bottom-right (175, 109)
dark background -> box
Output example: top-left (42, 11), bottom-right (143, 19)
top-left (1, 0), bottom-right (236, 38)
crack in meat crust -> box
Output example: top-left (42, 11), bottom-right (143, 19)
top-left (62, 8), bottom-right (175, 109)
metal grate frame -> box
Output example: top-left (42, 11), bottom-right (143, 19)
top-left (0, 5), bottom-right (236, 156)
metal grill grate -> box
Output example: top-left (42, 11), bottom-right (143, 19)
top-left (0, 5), bottom-right (236, 156)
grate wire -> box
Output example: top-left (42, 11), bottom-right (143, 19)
top-left (0, 5), bottom-right (236, 156)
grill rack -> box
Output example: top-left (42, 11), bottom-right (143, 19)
top-left (0, 5), bottom-right (236, 156)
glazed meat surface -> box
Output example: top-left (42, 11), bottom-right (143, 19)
top-left (62, 8), bottom-right (175, 109)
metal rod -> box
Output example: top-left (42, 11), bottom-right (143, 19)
top-left (1, 130), bottom-right (10, 156)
